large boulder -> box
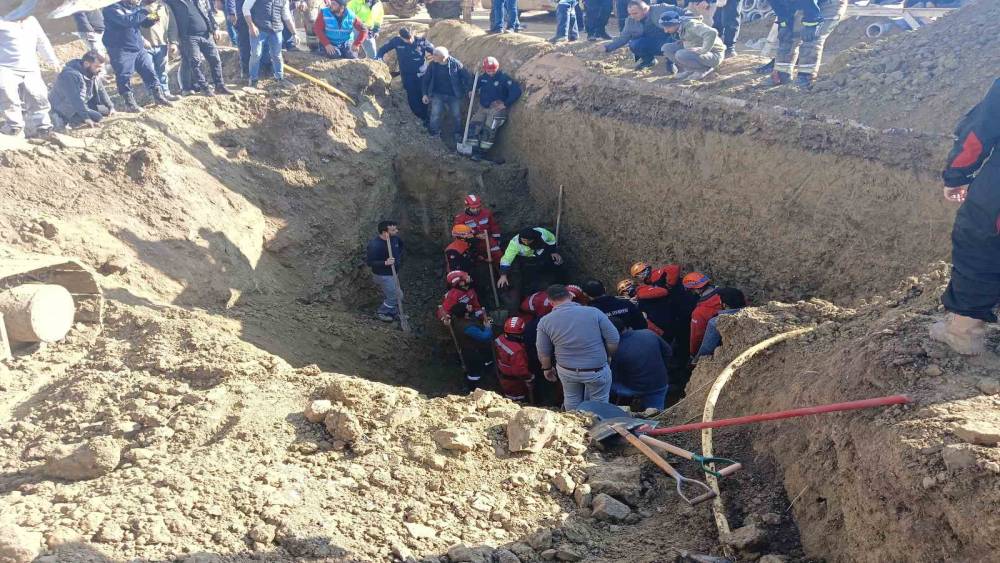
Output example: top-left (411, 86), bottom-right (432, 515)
top-left (507, 407), bottom-right (556, 453)
top-left (42, 436), bottom-right (121, 481)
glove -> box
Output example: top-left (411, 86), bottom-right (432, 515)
top-left (801, 23), bottom-right (818, 43)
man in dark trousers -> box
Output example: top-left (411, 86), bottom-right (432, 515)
top-left (930, 78), bottom-right (1000, 356)
top-left (102, 0), bottom-right (176, 112)
top-left (366, 220), bottom-right (404, 323)
top-left (468, 56), bottom-right (521, 161)
top-left (610, 317), bottom-right (672, 409)
top-left (421, 46), bottom-right (471, 146)
top-left (49, 50), bottom-right (115, 129)
top-left (712, 0), bottom-right (740, 58)
top-left (376, 27), bottom-right (434, 124)
top-left (445, 302), bottom-right (495, 391)
top-left (585, 0), bottom-right (613, 40)
top-left (164, 0), bottom-right (232, 96)
top-left (583, 279), bottom-right (646, 330)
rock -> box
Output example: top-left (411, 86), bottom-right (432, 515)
top-left (721, 523), bottom-right (767, 551)
top-left (304, 400), bottom-right (333, 423)
top-left (468, 388), bottom-right (496, 409)
top-left (508, 542), bottom-right (535, 561)
top-left (507, 407), bottom-right (556, 453)
top-left (591, 493), bottom-right (630, 522)
top-left (387, 405), bottom-right (421, 428)
top-left (95, 522), bottom-right (125, 543)
top-left (404, 522), bottom-right (437, 539)
top-left (976, 378), bottom-right (1000, 395)
top-left (99, 255), bottom-right (131, 275)
top-left (494, 549), bottom-right (520, 563)
top-left (552, 472), bottom-right (575, 494)
top-left (447, 544), bottom-right (493, 563)
top-left (984, 461), bottom-right (1000, 474)
top-left (0, 522), bottom-right (42, 563)
top-left (584, 460), bottom-right (644, 504)
top-left (953, 420), bottom-right (1000, 447)
top-left (43, 436), bottom-right (121, 481)
top-left (573, 484), bottom-right (592, 508)
top-left (761, 512), bottom-right (781, 526)
top-left (923, 364), bottom-right (943, 377)
top-left (433, 428), bottom-right (476, 452)
top-left (526, 528), bottom-right (552, 550)
top-left (921, 476), bottom-right (936, 489)
top-left (941, 444), bottom-right (977, 470)
top-left (323, 410), bottom-right (362, 446)
top-left (540, 549), bottom-right (558, 560)
top-left (554, 545), bottom-right (583, 561)
top-left (38, 219), bottom-right (59, 240)
top-left (249, 523), bottom-right (276, 544)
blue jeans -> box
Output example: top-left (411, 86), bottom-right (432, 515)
top-left (611, 382), bottom-right (667, 410)
top-left (108, 48), bottom-right (158, 97)
top-left (372, 274), bottom-right (399, 317)
top-left (249, 30), bottom-right (284, 82)
top-left (554, 0), bottom-right (580, 40)
top-left (322, 43), bottom-right (358, 59)
top-left (428, 94), bottom-right (461, 140)
top-left (226, 19), bottom-right (239, 46)
top-left (558, 365), bottom-right (612, 411)
top-left (584, 0), bottom-right (612, 37)
top-left (490, 0), bottom-right (522, 31)
top-left (148, 45), bottom-right (170, 94)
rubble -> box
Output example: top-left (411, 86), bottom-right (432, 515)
top-left (591, 494), bottom-right (631, 522)
top-left (42, 436), bottom-right (121, 481)
top-left (507, 407), bottom-right (557, 453)
top-left (0, 522), bottom-right (42, 563)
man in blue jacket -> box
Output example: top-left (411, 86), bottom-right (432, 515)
top-left (366, 220), bottom-right (405, 322)
top-left (375, 27), bottom-right (434, 125)
top-left (421, 46), bottom-right (470, 146)
top-left (164, 0), bottom-right (232, 96)
top-left (49, 50), bottom-right (115, 129)
top-left (102, 0), bottom-right (176, 112)
top-left (468, 56), bottom-right (520, 160)
top-left (609, 317), bottom-right (672, 409)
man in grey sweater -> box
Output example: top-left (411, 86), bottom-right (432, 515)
top-left (537, 284), bottom-right (620, 410)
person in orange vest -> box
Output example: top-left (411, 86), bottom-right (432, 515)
top-left (631, 261), bottom-right (697, 376)
top-left (437, 270), bottom-right (485, 322)
top-left (616, 279), bottom-right (665, 337)
top-left (629, 261), bottom-right (679, 290)
top-left (519, 289), bottom-right (553, 322)
top-left (684, 272), bottom-right (723, 357)
top-left (445, 224), bottom-right (475, 277)
top-left (494, 316), bottom-right (534, 402)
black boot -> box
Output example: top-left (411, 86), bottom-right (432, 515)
top-left (152, 86), bottom-right (174, 107)
top-left (122, 93), bottom-right (142, 113)
top-left (771, 70), bottom-right (792, 85)
top-left (755, 58), bottom-right (775, 75)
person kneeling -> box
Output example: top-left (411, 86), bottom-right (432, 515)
top-left (609, 317), bottom-right (672, 410)
top-left (314, 0), bottom-right (367, 59)
top-left (49, 50), bottom-right (115, 130)
top-left (468, 56), bottom-right (521, 161)
top-left (659, 8), bottom-right (725, 82)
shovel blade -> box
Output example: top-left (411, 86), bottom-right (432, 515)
top-left (456, 143), bottom-right (474, 155)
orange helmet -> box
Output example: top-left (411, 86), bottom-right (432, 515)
top-left (482, 56), bottom-right (500, 73)
top-left (447, 270), bottom-right (472, 287)
top-left (452, 224), bottom-right (473, 238)
top-left (683, 272), bottom-right (710, 289)
top-left (464, 194), bottom-right (483, 209)
top-left (616, 279), bottom-right (636, 297)
top-left (629, 261), bottom-right (651, 280)
top-left (504, 316), bottom-right (525, 335)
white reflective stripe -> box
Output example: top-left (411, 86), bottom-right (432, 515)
top-left (504, 394), bottom-right (527, 401)
top-left (478, 219), bottom-right (489, 225)
top-left (466, 375), bottom-right (482, 381)
top-left (496, 339), bottom-right (514, 355)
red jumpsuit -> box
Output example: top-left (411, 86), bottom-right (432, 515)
top-left (454, 208), bottom-right (503, 261)
top-left (518, 290), bottom-right (552, 322)
top-left (494, 334), bottom-right (533, 400)
top-left (437, 287), bottom-right (486, 321)
top-left (689, 289), bottom-right (723, 356)
top-left (636, 285), bottom-right (670, 335)
top-left (647, 264), bottom-right (682, 288)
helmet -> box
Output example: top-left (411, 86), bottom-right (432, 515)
top-left (567, 284), bottom-right (588, 303)
top-left (683, 272), bottom-right (710, 289)
top-left (658, 10), bottom-right (682, 27)
top-left (452, 224), bottom-right (473, 238)
top-left (616, 279), bottom-right (636, 298)
top-left (482, 56), bottom-right (500, 73)
top-left (447, 270), bottom-right (472, 287)
top-left (629, 261), bottom-right (651, 280)
top-left (464, 194), bottom-right (483, 209)
top-left (504, 316), bottom-right (525, 335)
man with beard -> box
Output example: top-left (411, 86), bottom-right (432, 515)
top-left (48, 50), bottom-right (115, 129)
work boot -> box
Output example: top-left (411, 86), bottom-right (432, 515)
top-left (771, 70), bottom-right (791, 85)
top-left (201, 86), bottom-right (216, 97)
top-left (930, 313), bottom-right (987, 355)
top-left (725, 46), bottom-right (737, 58)
top-left (152, 87), bottom-right (174, 107)
top-left (376, 312), bottom-right (395, 323)
top-left (664, 60), bottom-right (676, 75)
top-left (673, 70), bottom-right (694, 81)
top-left (122, 93), bottom-right (143, 113)
top-left (755, 58), bottom-right (775, 75)
top-left (547, 36), bottom-right (566, 44)
top-left (215, 83), bottom-right (234, 95)
top-left (161, 91), bottom-right (180, 102)
top-left (796, 72), bottom-right (815, 90)
top-left (634, 58), bottom-right (655, 71)
top-left (0, 124), bottom-right (23, 136)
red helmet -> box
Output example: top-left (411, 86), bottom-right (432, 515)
top-left (683, 272), bottom-right (710, 289)
top-left (482, 56), bottom-right (500, 73)
top-left (446, 270), bottom-right (472, 287)
top-left (567, 284), bottom-right (588, 303)
top-left (504, 316), bottom-right (525, 335)
top-left (464, 194), bottom-right (483, 209)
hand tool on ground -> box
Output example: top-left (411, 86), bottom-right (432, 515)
top-left (579, 401), bottom-right (741, 478)
top-left (284, 64), bottom-right (356, 105)
top-left (385, 238), bottom-right (409, 333)
top-left (609, 423), bottom-right (716, 506)
top-left (457, 70), bottom-right (481, 156)
top-left (447, 323), bottom-right (468, 372)
top-left (554, 184), bottom-right (564, 243)
top-left (642, 394), bottom-right (912, 436)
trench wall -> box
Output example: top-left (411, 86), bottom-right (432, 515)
top-left (427, 22), bottom-right (955, 303)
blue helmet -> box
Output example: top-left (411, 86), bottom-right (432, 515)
top-left (658, 10), bottom-right (682, 27)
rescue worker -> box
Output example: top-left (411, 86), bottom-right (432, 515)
top-left (567, 284), bottom-right (590, 305)
top-left (609, 317), bottom-right (672, 409)
top-left (519, 289), bottom-right (553, 322)
top-left (630, 261), bottom-right (695, 363)
top-left (617, 279), bottom-right (666, 337)
top-left (375, 27), bottom-right (434, 124)
top-left (455, 194), bottom-right (503, 299)
top-left (494, 316), bottom-right (534, 402)
top-left (346, 0), bottom-right (382, 59)
top-left (604, 0), bottom-right (674, 71)
top-left (437, 270), bottom-right (486, 323)
top-left (445, 302), bottom-right (495, 391)
top-left (497, 227), bottom-right (564, 313)
top-left (468, 57), bottom-right (521, 161)
top-left (630, 261), bottom-right (676, 289)
top-left (0, 4), bottom-right (58, 137)
top-left (771, 0), bottom-right (846, 89)
top-left (695, 286), bottom-right (746, 358)
top-left (930, 78), bottom-right (1000, 356)
top-left (48, 50), bottom-right (115, 130)
top-left (659, 9), bottom-right (725, 81)
top-left (685, 272), bottom-right (723, 357)
top-left (313, 0), bottom-right (367, 59)
top-left (583, 279), bottom-right (646, 331)
top-left (445, 224), bottom-right (475, 277)
top-left (102, 0), bottom-right (176, 112)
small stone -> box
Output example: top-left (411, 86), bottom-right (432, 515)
top-left (508, 542), bottom-right (535, 561)
top-left (552, 472), bottom-right (575, 494)
top-left (96, 522), bottom-right (125, 543)
top-left (761, 512), bottom-right (781, 526)
top-left (0, 522), bottom-right (42, 563)
top-left (526, 528), bottom-right (552, 550)
top-left (249, 524), bottom-right (276, 544)
top-left (941, 444), bottom-right (976, 470)
top-left (540, 549), bottom-right (558, 560)
top-left (921, 476), bottom-right (936, 489)
top-left (507, 407), bottom-right (557, 453)
top-left (976, 378), bottom-right (1000, 395)
top-left (555, 545), bottom-right (583, 561)
top-left (304, 400), bottom-right (333, 423)
top-left (447, 544), bottom-right (493, 563)
top-left (953, 420), bottom-right (1000, 447)
top-left (983, 461), bottom-right (1000, 474)
top-left (323, 410), bottom-right (362, 446)
top-left (573, 484), bottom-right (592, 508)
top-left (494, 548), bottom-right (520, 563)
top-left (99, 255), bottom-right (131, 275)
top-left (43, 436), bottom-right (122, 481)
top-left (404, 522), bottom-right (437, 539)
top-left (759, 555), bottom-right (789, 563)
top-left (923, 364), bottom-right (943, 377)
top-left (721, 523), bottom-right (767, 551)
top-left (591, 493), bottom-right (631, 522)
top-left (432, 428), bottom-right (476, 452)
top-left (387, 406), bottom-right (421, 428)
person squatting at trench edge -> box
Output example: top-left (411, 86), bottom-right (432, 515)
top-left (466, 57), bottom-right (522, 161)
top-left (48, 50), bottom-right (115, 130)
top-left (313, 0), bottom-right (367, 60)
top-left (930, 77), bottom-right (1000, 356)
top-left (366, 220), bottom-right (404, 323)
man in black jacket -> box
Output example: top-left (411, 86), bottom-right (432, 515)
top-left (102, 0), bottom-right (175, 112)
top-left (421, 46), bottom-right (471, 145)
top-left (164, 0), bottom-right (232, 95)
top-left (366, 220), bottom-right (405, 322)
top-left (583, 279), bottom-right (646, 331)
top-left (73, 10), bottom-right (107, 56)
top-left (49, 50), bottom-right (115, 129)
top-left (375, 27), bottom-right (434, 124)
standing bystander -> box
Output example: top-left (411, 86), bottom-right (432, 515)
top-left (366, 220), bottom-right (405, 323)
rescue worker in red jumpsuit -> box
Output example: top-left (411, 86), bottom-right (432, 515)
top-left (445, 223), bottom-right (475, 277)
top-left (685, 272), bottom-right (723, 357)
top-left (454, 194), bottom-right (503, 304)
top-left (630, 261), bottom-right (697, 382)
top-left (519, 289), bottom-right (553, 322)
top-left (494, 316), bottom-right (534, 402)
top-left (616, 279), bottom-right (666, 337)
top-left (437, 270), bottom-right (486, 323)
top-left (931, 78), bottom-right (1000, 356)
top-left (445, 302), bottom-right (495, 391)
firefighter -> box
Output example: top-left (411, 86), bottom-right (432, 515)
top-left (930, 78), bottom-right (1000, 356)
top-left (771, 0), bottom-right (847, 90)
top-left (616, 279), bottom-right (667, 337)
top-left (468, 56), bottom-right (521, 161)
top-left (631, 261), bottom-right (696, 369)
top-left (630, 261), bottom-right (679, 289)
top-left (445, 224), bottom-right (475, 277)
top-left (454, 194), bottom-right (502, 261)
top-left (519, 289), bottom-right (553, 322)
top-left (497, 227), bottom-right (564, 313)
top-left (494, 316), bottom-right (534, 402)
top-left (437, 270), bottom-right (485, 323)
top-left (444, 301), bottom-right (495, 391)
top-left (684, 272), bottom-right (723, 357)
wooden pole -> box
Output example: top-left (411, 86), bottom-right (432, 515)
top-left (284, 65), bottom-right (356, 105)
top-left (554, 185), bottom-right (565, 243)
top-left (484, 235), bottom-right (501, 309)
top-left (385, 237), bottom-right (410, 333)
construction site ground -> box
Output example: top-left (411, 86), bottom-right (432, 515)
top-left (1, 2), bottom-right (998, 562)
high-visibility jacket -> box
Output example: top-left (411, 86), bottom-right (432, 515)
top-left (437, 287), bottom-right (485, 321)
top-left (454, 207), bottom-right (502, 260)
top-left (346, 0), bottom-right (383, 30)
top-left (319, 6), bottom-right (355, 45)
top-left (689, 288), bottom-right (723, 356)
top-left (499, 227), bottom-right (557, 273)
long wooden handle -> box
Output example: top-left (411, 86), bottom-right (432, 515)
top-left (461, 71), bottom-right (481, 144)
top-left (554, 185), bottom-right (564, 243)
top-left (638, 434), bottom-right (694, 461)
top-left (284, 65), bottom-right (356, 105)
top-left (611, 424), bottom-right (680, 480)
top-left (385, 238), bottom-right (410, 333)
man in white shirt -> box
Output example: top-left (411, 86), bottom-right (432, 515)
top-left (0, 3), bottom-right (60, 137)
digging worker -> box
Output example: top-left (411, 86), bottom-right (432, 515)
top-left (583, 279), bottom-right (646, 331)
top-left (604, 0), bottom-right (674, 71)
top-left (48, 50), bottom-right (115, 130)
top-left (313, 0), bottom-right (367, 59)
top-left (366, 220), bottom-right (404, 323)
top-left (498, 227), bottom-right (564, 313)
top-left (445, 302), bottom-right (495, 391)
top-left (375, 27), bottom-right (434, 124)
top-left (537, 284), bottom-right (620, 410)
top-left (444, 224), bottom-right (475, 277)
top-left (695, 286), bottom-right (746, 359)
top-left (102, 0), bottom-right (177, 112)
top-left (455, 194), bottom-right (503, 297)
top-left (164, 0), bottom-right (232, 96)
top-left (422, 46), bottom-right (471, 146)
top-left (659, 9), bottom-right (725, 81)
top-left (930, 78), bottom-right (1000, 356)
top-left (770, 0), bottom-right (846, 89)
top-left (468, 56), bottom-right (521, 161)
top-left (609, 317), bottom-right (672, 409)
top-left (684, 272), bottom-right (723, 357)
top-left (494, 316), bottom-right (534, 402)
top-left (437, 270), bottom-right (486, 323)
top-left (0, 5), bottom-right (59, 137)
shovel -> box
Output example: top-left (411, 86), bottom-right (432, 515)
top-left (608, 423), bottom-right (717, 506)
top-left (457, 70), bottom-right (481, 156)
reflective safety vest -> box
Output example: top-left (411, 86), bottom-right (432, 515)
top-left (494, 336), bottom-right (530, 378)
top-left (321, 7), bottom-right (355, 46)
top-left (347, 0), bottom-right (384, 28)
